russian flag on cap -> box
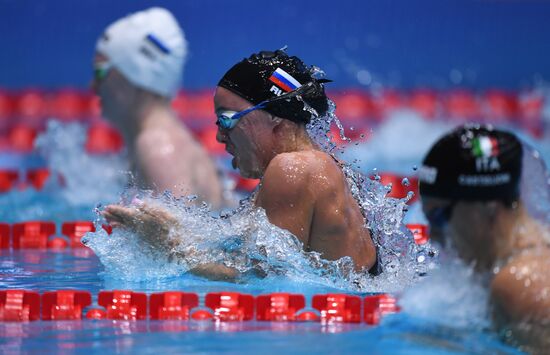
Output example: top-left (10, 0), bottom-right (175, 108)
top-left (269, 68), bottom-right (302, 92)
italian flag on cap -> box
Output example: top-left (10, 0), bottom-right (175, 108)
top-left (472, 136), bottom-right (499, 158)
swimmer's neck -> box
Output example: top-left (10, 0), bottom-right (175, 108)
top-left (271, 120), bottom-right (317, 156)
top-left (116, 97), bottom-right (177, 146)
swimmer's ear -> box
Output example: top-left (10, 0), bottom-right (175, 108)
top-left (271, 115), bottom-right (289, 138)
top-left (270, 115), bottom-right (284, 131)
top-left (270, 115), bottom-right (283, 125)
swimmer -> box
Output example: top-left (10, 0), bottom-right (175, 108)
top-left (92, 7), bottom-right (224, 208)
top-left (104, 49), bottom-right (377, 280)
top-left (418, 125), bottom-right (550, 352)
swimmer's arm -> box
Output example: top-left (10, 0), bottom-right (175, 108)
top-left (103, 204), bottom-right (179, 253)
top-left (104, 205), bottom-right (239, 281)
top-left (255, 155), bottom-right (314, 246)
top-left (490, 253), bottom-right (550, 350)
top-left (188, 263), bottom-right (239, 281)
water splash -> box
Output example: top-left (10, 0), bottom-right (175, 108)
top-left (520, 142), bottom-right (550, 229)
top-left (343, 112), bottom-right (452, 174)
top-left (86, 100), bottom-right (434, 293)
top-left (34, 121), bottom-right (128, 206)
top-left (400, 254), bottom-right (491, 330)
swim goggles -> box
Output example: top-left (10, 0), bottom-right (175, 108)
top-left (93, 61), bottom-right (113, 82)
top-left (216, 81), bottom-right (318, 130)
top-left (425, 201), bottom-right (456, 229)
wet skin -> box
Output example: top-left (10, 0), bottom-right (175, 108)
top-left (422, 195), bottom-right (550, 352)
top-left (214, 87), bottom-right (376, 271)
top-left (104, 87), bottom-right (377, 278)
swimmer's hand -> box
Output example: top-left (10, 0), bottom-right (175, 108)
top-left (102, 204), bottom-right (181, 252)
top-left (103, 204), bottom-right (240, 282)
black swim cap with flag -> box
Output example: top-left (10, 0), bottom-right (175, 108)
top-left (419, 125), bottom-right (523, 201)
top-left (218, 49), bottom-right (330, 124)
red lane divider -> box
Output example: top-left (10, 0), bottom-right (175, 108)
top-left (296, 310), bottom-right (320, 322)
top-left (204, 292), bottom-right (254, 321)
top-left (484, 90), bottom-right (518, 122)
top-left (26, 168), bottom-right (50, 190)
top-left (12, 221), bottom-right (56, 249)
top-left (150, 292), bottom-right (199, 320)
top-left (0, 88), bottom-right (546, 153)
top-left (256, 293), bottom-right (306, 321)
top-left (0, 220), bottom-right (110, 251)
top-left (62, 221), bottom-right (95, 248)
top-left (85, 124), bottom-right (124, 154)
top-left (408, 89), bottom-right (439, 119)
top-left (236, 177), bottom-right (260, 192)
top-left (312, 294), bottom-right (362, 323)
top-left (47, 236), bottom-right (69, 249)
top-left (86, 308), bottom-right (107, 319)
top-left (0, 170), bottom-right (18, 192)
top-left (0, 290), bottom-right (401, 323)
top-left (96, 290), bottom-right (148, 320)
top-left (406, 224), bottom-right (430, 245)
top-left (0, 169), bottom-right (51, 192)
top-left (375, 173), bottom-right (419, 204)
top-left (14, 90), bottom-right (48, 124)
top-left (0, 90), bottom-right (13, 120)
top-left (444, 90), bottom-right (481, 121)
top-left (364, 294), bottom-right (400, 325)
top-left (0, 290), bottom-right (40, 321)
top-left (8, 125), bottom-right (37, 153)
top-left (102, 224), bottom-right (113, 235)
top-left (0, 223), bottom-right (9, 249)
top-left (42, 290), bottom-right (92, 320)
top-left (48, 90), bottom-right (87, 122)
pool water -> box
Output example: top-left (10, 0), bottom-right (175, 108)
top-left (0, 250), bottom-right (522, 354)
top-left (1, 112), bottom-right (549, 354)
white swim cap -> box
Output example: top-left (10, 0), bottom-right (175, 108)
top-left (96, 7), bottom-right (187, 98)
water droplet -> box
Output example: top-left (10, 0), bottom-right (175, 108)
top-left (401, 178), bottom-right (410, 186)
top-left (412, 165), bottom-right (418, 171)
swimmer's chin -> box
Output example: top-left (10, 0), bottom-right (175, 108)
top-left (237, 166), bottom-right (262, 180)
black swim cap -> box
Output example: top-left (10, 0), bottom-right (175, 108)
top-left (218, 49), bottom-right (330, 124)
top-left (419, 124), bottom-right (523, 201)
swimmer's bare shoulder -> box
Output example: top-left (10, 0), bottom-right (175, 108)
top-left (491, 250), bottom-right (550, 350)
top-left (135, 125), bottom-right (223, 207)
top-left (256, 151), bottom-right (318, 244)
top-left (256, 149), bottom-right (352, 247)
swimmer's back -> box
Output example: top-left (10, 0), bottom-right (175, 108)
top-left (256, 149), bottom-right (376, 271)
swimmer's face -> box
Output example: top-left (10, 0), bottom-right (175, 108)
top-left (92, 53), bottom-right (137, 123)
top-left (421, 196), bottom-right (455, 244)
top-left (423, 196), bottom-right (500, 268)
top-left (214, 87), bottom-right (278, 179)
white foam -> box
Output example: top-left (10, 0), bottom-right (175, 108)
top-left (399, 255), bottom-right (490, 330)
top-left (34, 120), bottom-right (128, 206)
